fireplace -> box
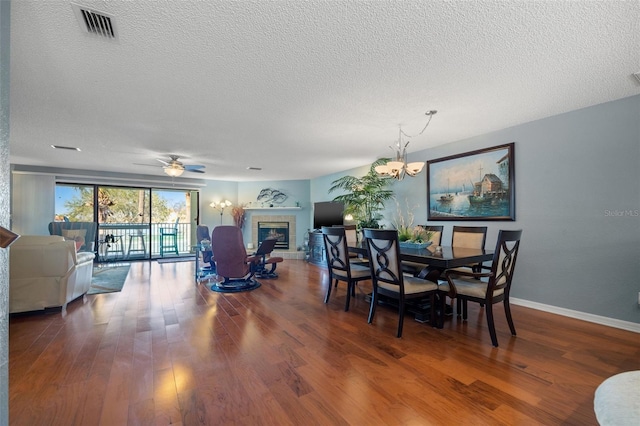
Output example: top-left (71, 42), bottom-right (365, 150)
top-left (257, 222), bottom-right (289, 250)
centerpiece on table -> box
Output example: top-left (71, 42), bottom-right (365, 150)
top-left (397, 225), bottom-right (434, 249)
top-left (393, 200), bottom-right (434, 249)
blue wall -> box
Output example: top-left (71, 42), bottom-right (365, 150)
top-left (311, 95), bottom-right (640, 324)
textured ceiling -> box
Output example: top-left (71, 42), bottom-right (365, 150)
top-left (9, 0), bottom-right (640, 182)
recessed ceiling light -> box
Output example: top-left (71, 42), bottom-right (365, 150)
top-left (51, 145), bottom-right (81, 151)
top-left (246, 167), bottom-right (262, 171)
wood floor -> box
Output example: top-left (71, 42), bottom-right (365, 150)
top-left (8, 260), bottom-right (640, 425)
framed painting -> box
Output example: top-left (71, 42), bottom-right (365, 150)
top-left (427, 142), bottom-right (515, 221)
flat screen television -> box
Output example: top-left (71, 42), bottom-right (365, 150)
top-left (313, 201), bottom-right (345, 230)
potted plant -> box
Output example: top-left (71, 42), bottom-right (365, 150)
top-left (329, 159), bottom-right (394, 230)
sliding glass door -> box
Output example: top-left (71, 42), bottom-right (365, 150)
top-left (55, 184), bottom-right (200, 261)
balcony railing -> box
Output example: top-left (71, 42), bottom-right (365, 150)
top-left (97, 222), bottom-right (193, 260)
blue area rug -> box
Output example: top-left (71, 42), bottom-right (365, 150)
top-left (88, 264), bottom-right (130, 294)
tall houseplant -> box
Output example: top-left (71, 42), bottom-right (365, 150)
top-left (329, 159), bottom-right (394, 229)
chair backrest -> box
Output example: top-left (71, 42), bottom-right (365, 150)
top-left (196, 224), bottom-right (212, 262)
top-left (211, 226), bottom-right (250, 278)
top-left (363, 228), bottom-right (403, 290)
top-left (342, 224), bottom-right (358, 247)
top-left (419, 225), bottom-right (443, 246)
top-left (254, 238), bottom-right (278, 256)
top-left (48, 221), bottom-right (97, 252)
top-left (322, 226), bottom-right (350, 276)
top-left (196, 225), bottom-right (210, 243)
top-left (489, 229), bottom-right (523, 292)
top-left (452, 226), bottom-right (487, 249)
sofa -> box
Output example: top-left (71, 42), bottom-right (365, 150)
top-left (9, 235), bottom-right (96, 313)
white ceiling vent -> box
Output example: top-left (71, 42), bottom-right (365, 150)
top-left (71, 3), bottom-right (118, 40)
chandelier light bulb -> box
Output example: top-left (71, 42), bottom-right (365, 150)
top-left (375, 110), bottom-right (436, 181)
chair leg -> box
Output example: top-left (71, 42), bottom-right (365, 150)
top-left (397, 299), bottom-right (405, 338)
top-left (504, 299), bottom-right (517, 336)
top-left (344, 282), bottom-right (351, 312)
top-left (485, 303), bottom-right (499, 347)
top-left (368, 291), bottom-right (377, 324)
top-left (456, 298), bottom-right (462, 317)
top-left (324, 276), bottom-right (333, 304)
top-left (462, 299), bottom-right (468, 320)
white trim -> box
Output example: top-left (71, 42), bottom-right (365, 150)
top-left (511, 298), bottom-right (640, 333)
top-left (11, 168), bottom-right (205, 189)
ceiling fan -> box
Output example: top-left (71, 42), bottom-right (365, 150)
top-left (157, 155), bottom-right (205, 177)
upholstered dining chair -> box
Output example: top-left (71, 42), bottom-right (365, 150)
top-left (211, 226), bottom-right (259, 288)
top-left (441, 229), bottom-right (523, 347)
top-left (445, 226), bottom-right (488, 313)
top-left (450, 226), bottom-right (488, 271)
top-left (322, 226), bottom-right (371, 311)
top-left (333, 224), bottom-right (367, 264)
top-left (363, 228), bottom-right (439, 337)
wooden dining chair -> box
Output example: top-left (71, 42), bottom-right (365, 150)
top-left (442, 229), bottom-right (523, 347)
top-left (443, 225), bottom-right (489, 313)
top-left (422, 225), bottom-right (444, 246)
top-left (450, 226), bottom-right (488, 270)
top-left (322, 226), bottom-right (371, 311)
top-left (363, 228), bottom-right (439, 337)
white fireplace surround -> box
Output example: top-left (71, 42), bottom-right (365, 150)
top-left (250, 214), bottom-right (305, 259)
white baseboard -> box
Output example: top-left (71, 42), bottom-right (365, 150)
top-left (510, 298), bottom-right (640, 334)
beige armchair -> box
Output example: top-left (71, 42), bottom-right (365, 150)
top-left (9, 235), bottom-right (95, 314)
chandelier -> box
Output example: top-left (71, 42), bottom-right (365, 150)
top-left (375, 110), bottom-right (437, 180)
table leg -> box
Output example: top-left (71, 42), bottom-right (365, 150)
top-left (417, 266), bottom-right (446, 329)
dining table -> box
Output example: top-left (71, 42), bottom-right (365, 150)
top-left (349, 243), bottom-right (495, 326)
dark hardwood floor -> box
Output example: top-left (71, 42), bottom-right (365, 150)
top-left (8, 259), bottom-right (640, 425)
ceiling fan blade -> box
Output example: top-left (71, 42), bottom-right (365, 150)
top-left (186, 168), bottom-right (205, 174)
top-left (133, 162), bottom-right (162, 168)
top-left (184, 164), bottom-right (205, 171)
top-left (156, 158), bottom-right (170, 166)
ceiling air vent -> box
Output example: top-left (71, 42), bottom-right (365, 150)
top-left (71, 3), bottom-right (118, 40)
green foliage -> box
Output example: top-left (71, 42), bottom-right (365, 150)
top-left (396, 225), bottom-right (433, 243)
top-left (61, 186), bottom-right (179, 223)
top-left (329, 159), bottom-right (394, 229)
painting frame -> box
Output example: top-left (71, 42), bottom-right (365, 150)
top-left (427, 142), bottom-right (515, 221)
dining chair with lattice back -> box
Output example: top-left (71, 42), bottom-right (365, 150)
top-left (450, 226), bottom-right (488, 271)
top-left (322, 226), bottom-right (371, 312)
top-left (442, 229), bottom-right (523, 347)
top-left (363, 228), bottom-right (440, 337)
top-left (446, 226), bottom-right (488, 312)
